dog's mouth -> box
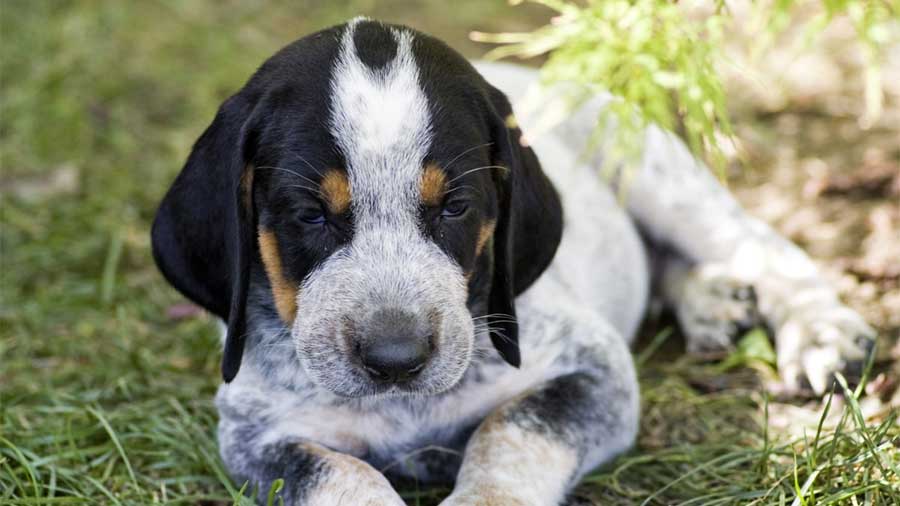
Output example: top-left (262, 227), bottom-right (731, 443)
top-left (306, 360), bottom-right (466, 399)
top-left (355, 370), bottom-right (445, 397)
top-left (293, 323), bottom-right (474, 399)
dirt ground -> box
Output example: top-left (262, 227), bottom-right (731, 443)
top-left (721, 13), bottom-right (900, 389)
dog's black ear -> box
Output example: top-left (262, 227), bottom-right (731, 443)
top-left (484, 85), bottom-right (564, 367)
top-left (151, 92), bottom-right (260, 383)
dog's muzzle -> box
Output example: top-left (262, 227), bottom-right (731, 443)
top-left (292, 229), bottom-right (474, 397)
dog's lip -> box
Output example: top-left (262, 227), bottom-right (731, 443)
top-left (294, 322), bottom-right (474, 397)
top-left (326, 381), bottom-right (428, 399)
top-left (328, 366), bottom-right (464, 399)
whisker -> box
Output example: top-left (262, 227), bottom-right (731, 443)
top-left (473, 322), bottom-right (514, 344)
top-left (470, 347), bottom-right (495, 360)
top-left (444, 142), bottom-right (493, 171)
top-left (473, 323), bottom-right (514, 338)
top-left (472, 313), bottom-right (518, 326)
top-left (446, 165), bottom-right (506, 185)
top-left (286, 149), bottom-right (324, 177)
top-left (491, 331), bottom-right (514, 344)
top-left (475, 325), bottom-right (515, 335)
top-left (444, 184), bottom-right (479, 198)
top-left (285, 184), bottom-right (325, 197)
top-left (257, 165), bottom-right (321, 188)
top-left (472, 313), bottom-right (516, 320)
top-left (474, 321), bottom-right (518, 331)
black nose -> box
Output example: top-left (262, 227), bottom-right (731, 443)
top-left (360, 335), bottom-right (432, 383)
top-left (357, 309), bottom-right (434, 384)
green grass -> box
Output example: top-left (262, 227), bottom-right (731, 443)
top-left (2, 1), bottom-right (897, 504)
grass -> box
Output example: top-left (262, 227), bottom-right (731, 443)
top-left (2, 1), bottom-right (897, 504)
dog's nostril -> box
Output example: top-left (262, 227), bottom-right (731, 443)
top-left (359, 334), bottom-right (431, 384)
top-left (363, 364), bottom-right (391, 382)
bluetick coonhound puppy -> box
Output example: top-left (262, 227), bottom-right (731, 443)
top-left (151, 18), bottom-right (874, 506)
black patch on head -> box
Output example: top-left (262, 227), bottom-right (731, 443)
top-left (353, 21), bottom-right (398, 70)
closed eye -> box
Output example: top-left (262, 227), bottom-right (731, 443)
top-left (297, 206), bottom-right (327, 225)
top-left (441, 200), bottom-right (468, 219)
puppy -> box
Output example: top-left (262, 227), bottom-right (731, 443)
top-left (152, 18), bottom-right (874, 505)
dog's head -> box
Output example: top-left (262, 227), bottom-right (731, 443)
top-left (151, 19), bottom-right (562, 397)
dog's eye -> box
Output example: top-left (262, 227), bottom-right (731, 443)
top-left (441, 200), bottom-right (468, 219)
top-left (297, 207), bottom-right (326, 225)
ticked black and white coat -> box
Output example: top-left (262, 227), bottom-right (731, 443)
top-left (151, 18), bottom-right (874, 506)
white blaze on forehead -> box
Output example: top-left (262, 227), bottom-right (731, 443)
top-left (329, 19), bottom-right (432, 220)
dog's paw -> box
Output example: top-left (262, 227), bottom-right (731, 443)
top-left (303, 451), bottom-right (407, 506)
top-left (440, 490), bottom-right (528, 506)
top-left (673, 263), bottom-right (876, 396)
top-left (775, 305), bottom-right (875, 395)
top-left (675, 266), bottom-right (762, 354)
top-left (306, 480), bottom-right (405, 506)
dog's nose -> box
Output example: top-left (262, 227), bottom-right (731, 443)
top-left (359, 335), bottom-right (432, 383)
top-left (357, 308), bottom-right (434, 383)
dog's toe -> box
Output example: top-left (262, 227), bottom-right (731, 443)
top-left (677, 270), bottom-right (762, 354)
top-left (775, 309), bottom-right (876, 395)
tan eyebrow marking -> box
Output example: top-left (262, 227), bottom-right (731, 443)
top-left (320, 169), bottom-right (351, 214)
top-left (476, 220), bottom-right (496, 257)
top-left (258, 229), bottom-right (298, 323)
top-left (420, 163), bottom-right (448, 207)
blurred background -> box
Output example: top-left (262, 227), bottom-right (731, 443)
top-left (2, 1), bottom-right (898, 504)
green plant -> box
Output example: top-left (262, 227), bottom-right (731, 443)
top-left (472, 0), bottom-right (900, 173)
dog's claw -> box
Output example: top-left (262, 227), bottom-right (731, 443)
top-left (776, 309), bottom-right (875, 396)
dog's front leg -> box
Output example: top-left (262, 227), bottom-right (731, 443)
top-left (623, 126), bottom-right (874, 392)
top-left (442, 327), bottom-right (639, 506)
top-left (442, 374), bottom-right (636, 506)
top-left (220, 429), bottom-right (405, 506)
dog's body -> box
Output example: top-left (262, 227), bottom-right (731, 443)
top-left (153, 20), bottom-right (873, 505)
